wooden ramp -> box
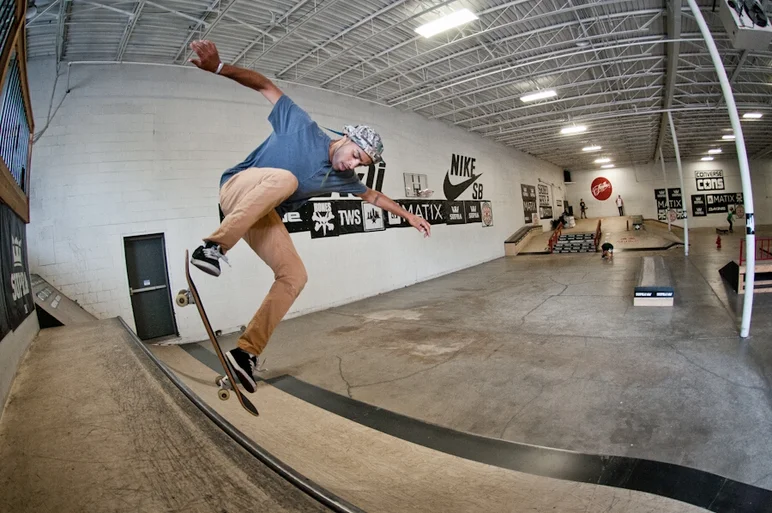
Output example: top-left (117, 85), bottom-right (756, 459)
top-left (152, 345), bottom-right (715, 513)
top-left (0, 318), bottom-right (335, 513)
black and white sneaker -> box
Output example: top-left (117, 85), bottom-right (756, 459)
top-left (191, 241), bottom-right (230, 277)
top-left (225, 347), bottom-right (258, 393)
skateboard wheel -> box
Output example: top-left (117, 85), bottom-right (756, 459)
top-left (218, 389), bottom-right (230, 401)
top-left (175, 291), bottom-right (189, 307)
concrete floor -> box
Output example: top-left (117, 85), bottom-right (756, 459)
top-left (203, 220), bottom-right (772, 489)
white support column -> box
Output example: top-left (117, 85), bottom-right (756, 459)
top-left (667, 112), bottom-right (688, 256)
top-left (686, 0), bottom-right (755, 338)
top-left (659, 148), bottom-right (671, 232)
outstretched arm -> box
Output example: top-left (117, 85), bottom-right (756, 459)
top-left (358, 188), bottom-right (431, 238)
top-left (189, 40), bottom-right (283, 105)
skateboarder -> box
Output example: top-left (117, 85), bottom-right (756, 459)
top-left (727, 208), bottom-right (734, 233)
top-left (579, 198), bottom-right (587, 219)
top-left (187, 40), bottom-right (432, 393)
top-left (601, 242), bottom-right (614, 260)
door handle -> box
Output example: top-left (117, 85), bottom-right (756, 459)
top-left (130, 285), bottom-right (167, 295)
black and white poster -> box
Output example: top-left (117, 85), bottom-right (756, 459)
top-left (521, 184), bottom-right (537, 224)
top-left (667, 188), bottom-right (685, 219)
top-left (1, 203), bottom-right (34, 339)
top-left (334, 201), bottom-right (364, 235)
top-left (401, 200), bottom-right (447, 225)
top-left (465, 201), bottom-right (482, 224)
top-left (706, 192), bottom-right (743, 214)
top-left (537, 183), bottom-right (553, 219)
top-left (363, 203), bottom-right (385, 232)
top-left (282, 203), bottom-right (313, 233)
top-left (310, 201), bottom-right (339, 238)
top-left (692, 194), bottom-right (707, 217)
top-left (695, 170), bottom-right (725, 192)
top-left (446, 201), bottom-right (466, 225)
top-left (654, 189), bottom-right (668, 221)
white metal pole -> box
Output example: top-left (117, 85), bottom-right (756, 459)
top-left (685, 0), bottom-right (755, 338)
top-left (659, 148), bottom-right (671, 232)
top-left (667, 112), bottom-right (688, 257)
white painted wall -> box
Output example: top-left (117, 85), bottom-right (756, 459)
top-left (26, 59), bottom-right (564, 342)
top-left (565, 159), bottom-right (772, 229)
top-left (0, 312), bottom-right (39, 418)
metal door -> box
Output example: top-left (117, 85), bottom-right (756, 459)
top-left (123, 234), bottom-right (177, 340)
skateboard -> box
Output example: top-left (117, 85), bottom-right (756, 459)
top-left (715, 228), bottom-right (730, 234)
top-left (180, 250), bottom-right (259, 417)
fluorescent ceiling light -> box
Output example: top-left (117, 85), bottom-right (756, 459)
top-left (701, 157), bottom-right (714, 161)
top-left (582, 145), bottom-right (601, 152)
top-left (742, 112), bottom-right (763, 119)
top-left (560, 125), bottom-right (586, 135)
top-left (520, 90), bottom-right (557, 102)
top-left (415, 9), bottom-right (478, 38)
top-left (601, 164), bottom-right (614, 169)
top-left (708, 148), bottom-right (722, 154)
top-left (594, 157), bottom-right (611, 163)
top-left (722, 135), bottom-right (735, 140)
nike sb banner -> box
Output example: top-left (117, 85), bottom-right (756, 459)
top-left (0, 203), bottom-right (34, 337)
top-left (444, 153), bottom-right (483, 201)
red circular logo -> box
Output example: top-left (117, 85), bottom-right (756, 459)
top-left (591, 177), bottom-right (613, 201)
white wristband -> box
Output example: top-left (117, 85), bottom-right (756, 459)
top-left (215, 62), bottom-right (224, 75)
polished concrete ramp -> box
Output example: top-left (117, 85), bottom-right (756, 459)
top-left (0, 319), bottom-right (333, 513)
top-left (153, 344), bottom-right (718, 513)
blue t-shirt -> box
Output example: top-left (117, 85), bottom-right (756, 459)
top-left (220, 95), bottom-right (367, 215)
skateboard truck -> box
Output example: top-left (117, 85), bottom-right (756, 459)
top-left (175, 289), bottom-right (195, 307)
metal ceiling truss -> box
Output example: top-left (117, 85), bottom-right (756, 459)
top-left (24, 0), bottom-right (772, 169)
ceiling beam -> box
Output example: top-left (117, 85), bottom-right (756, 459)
top-left (174, 0), bottom-right (237, 64)
top-left (116, 0), bottom-right (147, 62)
top-left (653, 0), bottom-right (681, 161)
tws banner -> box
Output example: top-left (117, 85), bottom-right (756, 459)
top-left (0, 203), bottom-right (35, 340)
top-left (282, 199), bottom-right (492, 239)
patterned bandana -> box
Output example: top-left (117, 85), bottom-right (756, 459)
top-left (343, 124), bottom-right (384, 163)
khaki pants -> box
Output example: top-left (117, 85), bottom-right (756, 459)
top-left (206, 168), bottom-right (307, 356)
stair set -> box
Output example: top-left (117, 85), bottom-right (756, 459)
top-left (551, 233), bottom-right (597, 254)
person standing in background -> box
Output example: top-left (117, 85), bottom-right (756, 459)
top-left (616, 195), bottom-right (624, 216)
top-left (579, 198), bottom-right (587, 219)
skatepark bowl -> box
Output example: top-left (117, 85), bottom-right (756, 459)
top-left (3, 220), bottom-right (772, 512)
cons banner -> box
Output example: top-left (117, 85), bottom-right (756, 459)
top-left (1, 203), bottom-right (35, 339)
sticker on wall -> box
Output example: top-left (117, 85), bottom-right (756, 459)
top-left (465, 201), bottom-right (482, 224)
top-left (363, 203), bottom-right (385, 232)
top-left (446, 201), bottom-right (466, 225)
top-left (310, 201), bottom-right (339, 238)
top-left (591, 177), bottom-right (613, 201)
top-left (334, 201), bottom-right (364, 235)
top-left (706, 192), bottom-right (743, 214)
top-left (537, 183), bottom-right (553, 219)
top-left (481, 201), bottom-right (493, 227)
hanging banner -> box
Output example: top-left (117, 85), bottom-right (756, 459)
top-left (654, 189), bottom-right (668, 221)
top-left (667, 188), bottom-right (685, 219)
top-left (692, 195), bottom-right (707, 217)
top-left (706, 192), bottom-right (743, 214)
top-left (537, 183), bottom-right (553, 219)
top-left (1, 203), bottom-right (34, 337)
top-left (521, 184), bottom-right (537, 224)
top-left (695, 170), bottom-right (725, 191)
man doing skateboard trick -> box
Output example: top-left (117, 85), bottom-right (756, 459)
top-left (187, 40), bottom-right (432, 394)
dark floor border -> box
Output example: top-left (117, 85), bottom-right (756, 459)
top-left (183, 343), bottom-right (771, 513)
top-left (122, 319), bottom-right (365, 513)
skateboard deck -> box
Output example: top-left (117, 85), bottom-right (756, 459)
top-left (182, 250), bottom-right (259, 416)
top-left (716, 228), bottom-right (729, 234)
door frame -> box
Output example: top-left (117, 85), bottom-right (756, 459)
top-left (123, 232), bottom-right (179, 340)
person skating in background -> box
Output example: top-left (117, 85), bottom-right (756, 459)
top-left (727, 208), bottom-right (734, 233)
top-left (579, 198), bottom-right (587, 219)
top-left (601, 242), bottom-right (614, 260)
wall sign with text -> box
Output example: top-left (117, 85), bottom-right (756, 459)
top-left (654, 188), bottom-right (685, 220)
top-left (695, 170), bottom-right (725, 191)
top-left (521, 184), bottom-right (537, 224)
